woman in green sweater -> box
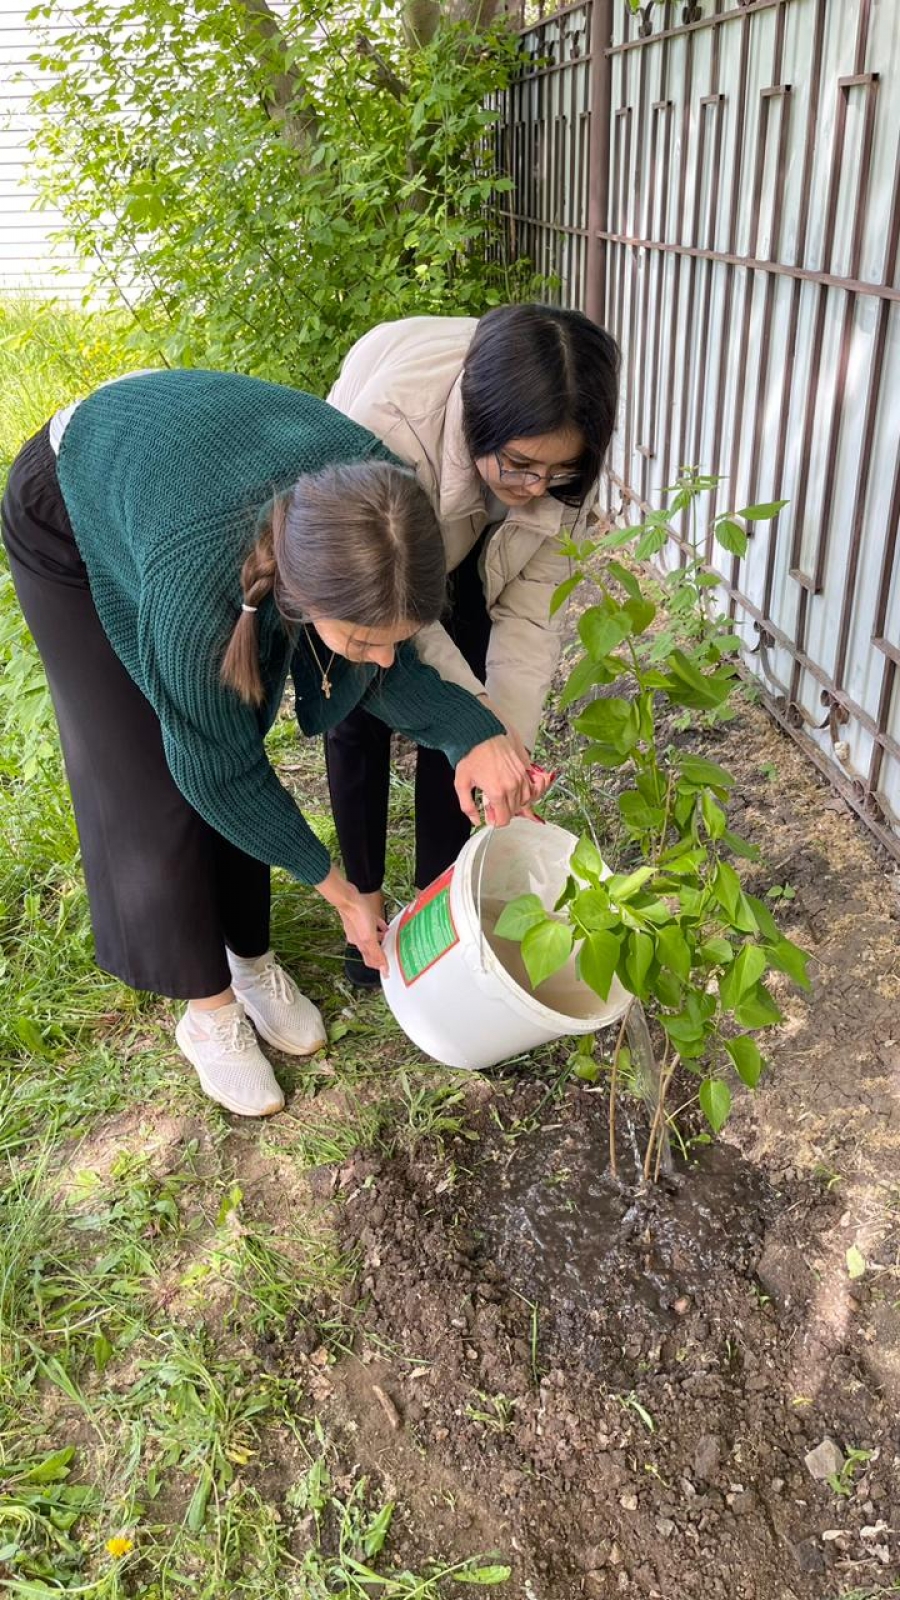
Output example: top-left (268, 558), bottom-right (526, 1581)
top-left (1, 369), bottom-right (531, 1117)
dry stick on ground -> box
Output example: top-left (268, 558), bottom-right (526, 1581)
top-left (608, 1003), bottom-right (634, 1182)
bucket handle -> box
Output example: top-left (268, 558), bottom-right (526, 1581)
top-left (472, 823), bottom-right (497, 974)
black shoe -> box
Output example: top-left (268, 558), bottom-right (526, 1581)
top-left (343, 942), bottom-right (382, 989)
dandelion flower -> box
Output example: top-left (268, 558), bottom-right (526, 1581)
top-left (105, 1536), bottom-right (134, 1559)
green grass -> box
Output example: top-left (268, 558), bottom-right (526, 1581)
top-left (0, 297), bottom-right (513, 1596)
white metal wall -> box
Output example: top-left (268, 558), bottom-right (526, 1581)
top-left (603, 0), bottom-right (900, 854)
top-left (0, 3), bottom-right (92, 297)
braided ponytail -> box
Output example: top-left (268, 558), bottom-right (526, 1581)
top-left (220, 505), bottom-right (281, 705)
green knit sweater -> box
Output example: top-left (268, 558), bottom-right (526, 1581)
top-left (56, 369), bottom-right (503, 885)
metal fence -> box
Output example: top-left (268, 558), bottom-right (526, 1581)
top-left (495, 0), bottom-right (900, 862)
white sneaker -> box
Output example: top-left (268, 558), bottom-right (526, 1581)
top-left (228, 952), bottom-right (327, 1058)
top-left (176, 1002), bottom-right (285, 1117)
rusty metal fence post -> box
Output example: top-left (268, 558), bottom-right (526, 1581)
top-left (585, 0), bottom-right (612, 327)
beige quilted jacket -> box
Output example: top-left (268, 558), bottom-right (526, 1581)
top-left (327, 315), bottom-right (593, 752)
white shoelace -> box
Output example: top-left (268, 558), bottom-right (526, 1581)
top-left (252, 958), bottom-right (296, 1005)
top-left (206, 1011), bottom-right (257, 1055)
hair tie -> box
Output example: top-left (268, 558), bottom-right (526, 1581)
top-left (241, 603), bottom-right (258, 614)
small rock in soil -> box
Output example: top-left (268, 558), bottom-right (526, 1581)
top-left (803, 1437), bottom-right (844, 1481)
top-left (790, 1536), bottom-right (826, 1575)
top-left (694, 1433), bottom-right (722, 1481)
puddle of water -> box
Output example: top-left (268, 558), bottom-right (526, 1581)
top-left (479, 1122), bottom-right (770, 1333)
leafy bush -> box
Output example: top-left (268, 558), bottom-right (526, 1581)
top-left (26, 0), bottom-right (532, 388)
top-left (499, 474), bottom-right (808, 1168)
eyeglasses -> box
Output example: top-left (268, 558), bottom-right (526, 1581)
top-left (493, 449), bottom-right (581, 489)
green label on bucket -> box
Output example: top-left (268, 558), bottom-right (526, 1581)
top-left (396, 866), bottom-right (459, 985)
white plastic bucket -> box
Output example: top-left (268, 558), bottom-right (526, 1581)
top-left (380, 816), bottom-right (631, 1071)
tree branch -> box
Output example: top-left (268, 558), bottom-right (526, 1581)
top-left (355, 33), bottom-right (409, 101)
top-left (230, 0), bottom-right (321, 149)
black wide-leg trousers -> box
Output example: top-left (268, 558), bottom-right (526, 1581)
top-left (325, 534), bottom-right (492, 894)
top-left (1, 424), bottom-right (270, 999)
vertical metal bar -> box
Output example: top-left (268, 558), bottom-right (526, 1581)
top-left (762, 0), bottom-right (827, 625)
top-left (586, 0), bottom-right (612, 325)
top-left (659, 23), bottom-right (695, 502)
top-left (704, 8), bottom-right (752, 534)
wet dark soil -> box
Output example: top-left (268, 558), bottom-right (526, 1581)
top-left (266, 1072), bottom-right (897, 1600)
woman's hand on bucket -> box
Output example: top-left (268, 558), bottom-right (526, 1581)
top-left (454, 734), bottom-right (531, 827)
top-left (316, 865), bottom-right (389, 974)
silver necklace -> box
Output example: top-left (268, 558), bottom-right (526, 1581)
top-left (305, 627), bottom-right (337, 699)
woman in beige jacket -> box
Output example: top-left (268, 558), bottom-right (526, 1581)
top-left (326, 303), bottom-right (620, 985)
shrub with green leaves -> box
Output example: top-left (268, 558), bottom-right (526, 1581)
top-left (26, 0), bottom-right (533, 388)
top-left (497, 477), bottom-right (808, 1165)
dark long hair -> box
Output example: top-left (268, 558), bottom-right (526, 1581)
top-left (460, 304), bottom-right (620, 506)
top-left (221, 460), bottom-right (446, 706)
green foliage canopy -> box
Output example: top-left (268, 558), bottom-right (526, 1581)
top-left (26, 0), bottom-right (530, 387)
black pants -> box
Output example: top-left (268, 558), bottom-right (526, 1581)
top-left (0, 425), bottom-right (270, 999)
top-left (325, 535), bottom-right (491, 893)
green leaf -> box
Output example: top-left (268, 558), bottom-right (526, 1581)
top-left (845, 1245), bottom-right (866, 1280)
top-left (607, 865), bottom-right (655, 902)
top-left (493, 894), bottom-right (546, 941)
top-left (571, 888), bottom-right (615, 931)
top-left (701, 790), bottom-right (726, 840)
top-left (714, 518), bottom-right (748, 558)
top-left (20, 1447), bottom-right (75, 1484)
top-left (725, 1036), bottom-right (763, 1087)
top-left (607, 559), bottom-right (642, 600)
top-left (676, 754), bottom-right (735, 791)
top-left (722, 829), bottom-right (760, 861)
top-left (698, 936), bottom-right (734, 966)
top-left (187, 1468), bottom-right (212, 1532)
top-left (623, 594), bottom-right (657, 634)
top-left (713, 860), bottom-right (742, 917)
top-left (745, 894), bottom-right (780, 941)
top-left (765, 936), bottom-right (811, 990)
top-left (655, 924), bottom-right (691, 979)
top-left (363, 1501), bottom-right (394, 1557)
top-left (733, 981), bottom-right (782, 1029)
top-left (618, 789), bottom-right (665, 833)
top-left (738, 499), bottom-right (788, 521)
top-left (735, 891), bottom-right (761, 934)
top-left (92, 1332), bottom-right (114, 1373)
top-left (560, 654), bottom-right (617, 709)
top-left (661, 650), bottom-right (737, 710)
top-left (720, 944), bottom-right (767, 1008)
top-left (574, 696), bottom-right (637, 750)
top-left (550, 573), bottom-right (583, 615)
top-left (521, 920), bottom-right (574, 988)
top-left (570, 834), bottom-right (605, 884)
top-left (699, 1078), bottom-right (732, 1134)
top-left (623, 929), bottom-right (654, 997)
top-left (654, 969), bottom-right (683, 1008)
top-left (454, 1565), bottom-right (512, 1585)
top-left (578, 607), bottom-right (631, 660)
top-left (660, 1013), bottom-right (707, 1057)
top-left (635, 525), bottom-right (668, 559)
top-left (577, 930), bottom-right (621, 1000)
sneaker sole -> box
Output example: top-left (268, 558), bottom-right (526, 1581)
top-left (175, 1016), bottom-right (285, 1117)
top-left (233, 994), bottom-right (327, 1059)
